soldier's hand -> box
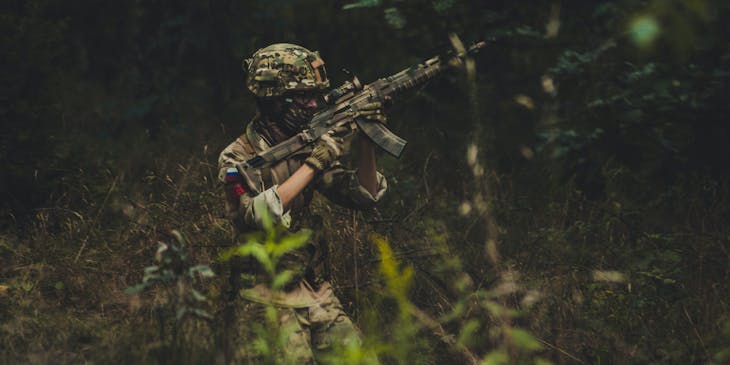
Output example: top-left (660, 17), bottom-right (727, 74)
top-left (305, 130), bottom-right (346, 172)
top-left (353, 100), bottom-right (388, 125)
top-left (329, 118), bottom-right (357, 139)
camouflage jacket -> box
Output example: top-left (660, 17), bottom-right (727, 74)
top-left (218, 119), bottom-right (387, 233)
top-left (218, 118), bottom-right (387, 304)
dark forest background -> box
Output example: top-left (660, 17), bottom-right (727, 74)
top-left (2, 0), bottom-right (730, 364)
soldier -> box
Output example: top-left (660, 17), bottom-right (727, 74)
top-left (218, 43), bottom-right (385, 363)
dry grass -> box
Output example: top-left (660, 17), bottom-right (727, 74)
top-left (2, 145), bottom-right (729, 364)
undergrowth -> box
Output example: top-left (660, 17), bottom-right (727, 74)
top-left (2, 132), bottom-right (729, 364)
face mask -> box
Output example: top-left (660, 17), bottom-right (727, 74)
top-left (255, 94), bottom-right (323, 143)
top-left (279, 98), bottom-right (316, 134)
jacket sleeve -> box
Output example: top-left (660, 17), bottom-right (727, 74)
top-left (316, 162), bottom-right (388, 210)
top-left (218, 141), bottom-right (290, 232)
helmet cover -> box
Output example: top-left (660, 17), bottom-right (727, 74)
top-left (244, 43), bottom-right (330, 97)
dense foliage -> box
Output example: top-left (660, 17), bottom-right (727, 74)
top-left (2, 0), bottom-right (729, 363)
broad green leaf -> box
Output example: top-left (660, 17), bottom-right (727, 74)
top-left (246, 244), bottom-right (274, 273)
top-left (218, 245), bottom-right (239, 261)
top-left (272, 270), bottom-right (294, 290)
top-left (270, 230), bottom-right (310, 259)
top-left (221, 240), bottom-right (275, 271)
top-left (251, 337), bottom-right (270, 355)
top-left (456, 319), bottom-right (480, 347)
top-left (264, 306), bottom-right (277, 324)
top-left (483, 300), bottom-right (505, 316)
top-left (372, 233), bottom-right (413, 301)
top-left (507, 328), bottom-right (542, 351)
top-left (482, 350), bottom-right (508, 365)
top-left (254, 199), bottom-right (274, 233)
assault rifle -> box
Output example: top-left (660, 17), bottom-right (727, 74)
top-left (238, 38), bottom-right (487, 173)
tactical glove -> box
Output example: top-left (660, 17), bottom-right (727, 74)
top-left (305, 129), bottom-right (346, 172)
top-left (353, 100), bottom-right (388, 124)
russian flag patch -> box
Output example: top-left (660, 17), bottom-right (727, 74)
top-left (225, 167), bottom-right (247, 202)
top-left (225, 167), bottom-right (242, 182)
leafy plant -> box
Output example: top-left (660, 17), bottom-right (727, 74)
top-left (218, 210), bottom-right (313, 363)
top-left (126, 230), bottom-right (215, 320)
top-left (219, 208), bottom-right (310, 290)
top-left (125, 230), bottom-right (215, 363)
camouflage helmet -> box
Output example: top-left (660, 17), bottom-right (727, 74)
top-left (244, 43), bottom-right (330, 97)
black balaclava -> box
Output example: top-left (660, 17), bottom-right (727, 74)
top-left (254, 97), bottom-right (316, 145)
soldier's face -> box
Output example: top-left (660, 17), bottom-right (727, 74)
top-left (288, 92), bottom-right (323, 111)
top-left (274, 92), bottom-right (325, 132)
top-left (292, 95), bottom-right (318, 109)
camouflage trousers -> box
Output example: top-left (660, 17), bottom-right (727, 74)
top-left (234, 281), bottom-right (379, 364)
